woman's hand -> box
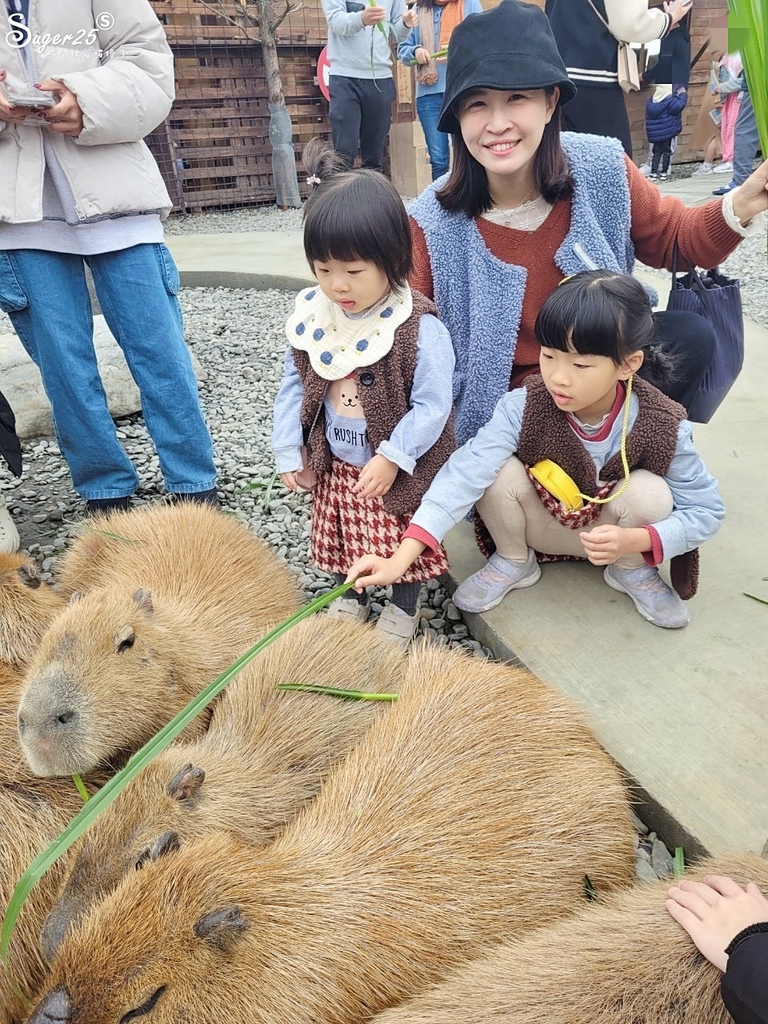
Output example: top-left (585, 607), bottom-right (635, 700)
top-left (414, 46), bottom-right (430, 64)
top-left (666, 875), bottom-right (768, 973)
top-left (402, 7), bottom-right (419, 28)
top-left (731, 158), bottom-right (768, 226)
top-left (362, 5), bottom-right (387, 26)
top-left (664, 0), bottom-right (693, 27)
top-left (38, 80), bottom-right (84, 136)
top-left (579, 525), bottom-right (651, 565)
top-left (353, 454), bottom-right (399, 499)
top-left (0, 70), bottom-right (36, 125)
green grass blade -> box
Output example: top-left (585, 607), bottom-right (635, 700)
top-left (673, 846), bottom-right (686, 878)
top-left (729, 0), bottom-right (768, 153)
top-left (276, 682), bottom-right (398, 701)
top-left (743, 591), bottom-right (768, 606)
top-left (0, 579), bottom-right (355, 973)
top-left (71, 775), bottom-right (90, 803)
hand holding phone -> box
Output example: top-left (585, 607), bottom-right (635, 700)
top-left (5, 91), bottom-right (55, 108)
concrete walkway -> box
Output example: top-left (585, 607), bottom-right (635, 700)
top-left (166, 171), bottom-right (768, 857)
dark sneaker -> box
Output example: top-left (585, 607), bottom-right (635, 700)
top-left (453, 549), bottom-right (541, 613)
top-left (603, 563), bottom-right (689, 629)
top-left (85, 496), bottom-right (131, 515)
top-left (712, 183), bottom-right (735, 196)
top-left (172, 488), bottom-right (220, 508)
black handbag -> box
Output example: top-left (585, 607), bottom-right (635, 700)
top-left (667, 241), bottom-right (744, 423)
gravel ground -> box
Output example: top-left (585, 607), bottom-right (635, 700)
top-left (4, 173), bottom-right (764, 877)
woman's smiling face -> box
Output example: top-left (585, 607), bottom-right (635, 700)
top-left (456, 87), bottom-right (559, 182)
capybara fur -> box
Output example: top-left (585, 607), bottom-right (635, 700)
top-left (17, 502), bottom-right (302, 776)
top-left (40, 616), bottom-right (406, 962)
top-left (0, 553), bottom-right (65, 667)
top-left (366, 853), bottom-right (768, 1024)
top-left (0, 665), bottom-right (105, 1024)
top-left (31, 643), bottom-right (636, 1024)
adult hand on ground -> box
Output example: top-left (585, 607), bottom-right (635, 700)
top-left (361, 5), bottom-right (388, 26)
top-left (38, 80), bottom-right (84, 136)
top-left (666, 876), bottom-right (768, 972)
top-left (731, 158), bottom-right (768, 226)
top-left (664, 0), bottom-right (693, 27)
top-left (402, 7), bottom-right (418, 28)
top-left (579, 525), bottom-right (651, 565)
top-left (0, 70), bottom-right (37, 124)
top-left (353, 453), bottom-right (398, 499)
top-left (414, 46), bottom-right (431, 64)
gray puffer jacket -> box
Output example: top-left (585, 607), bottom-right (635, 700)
top-left (0, 0), bottom-right (174, 223)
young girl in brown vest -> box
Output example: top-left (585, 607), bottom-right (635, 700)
top-left (348, 271), bottom-right (725, 629)
top-left (272, 140), bottom-right (455, 648)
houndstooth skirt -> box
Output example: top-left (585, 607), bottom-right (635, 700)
top-left (312, 458), bottom-right (449, 584)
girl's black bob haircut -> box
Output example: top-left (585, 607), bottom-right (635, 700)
top-left (302, 139), bottom-right (412, 291)
top-left (436, 87), bottom-right (574, 218)
top-left (534, 270), bottom-right (675, 388)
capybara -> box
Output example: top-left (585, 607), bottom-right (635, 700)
top-left (17, 502), bottom-right (302, 776)
top-left (0, 664), bottom-right (105, 1024)
top-left (39, 616), bottom-right (406, 962)
top-left (30, 643), bottom-right (636, 1024)
top-left (366, 853), bottom-right (768, 1024)
top-left (0, 553), bottom-right (65, 667)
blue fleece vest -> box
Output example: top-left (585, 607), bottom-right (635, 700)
top-left (409, 132), bottom-right (636, 446)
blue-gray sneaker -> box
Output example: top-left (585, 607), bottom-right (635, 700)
top-left (603, 563), bottom-right (689, 629)
top-left (453, 549), bottom-right (541, 613)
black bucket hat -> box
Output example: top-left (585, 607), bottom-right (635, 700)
top-left (438, 0), bottom-right (577, 134)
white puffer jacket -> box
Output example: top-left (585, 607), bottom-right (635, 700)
top-left (0, 0), bottom-right (174, 223)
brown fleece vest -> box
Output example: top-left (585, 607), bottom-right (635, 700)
top-left (292, 291), bottom-right (456, 518)
top-left (517, 374), bottom-right (687, 494)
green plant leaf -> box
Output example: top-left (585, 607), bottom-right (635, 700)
top-left (0, 580), bottom-right (356, 978)
top-left (744, 591), bottom-right (768, 606)
top-left (673, 846), bottom-right (685, 878)
top-left (728, 0), bottom-right (768, 154)
top-left (276, 683), bottom-right (398, 701)
top-left (71, 775), bottom-right (90, 804)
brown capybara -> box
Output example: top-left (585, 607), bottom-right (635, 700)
top-left (16, 502), bottom-right (302, 777)
top-left (0, 663), bottom-right (105, 1024)
top-left (39, 616), bottom-right (406, 962)
top-left (29, 643), bottom-right (637, 1024)
top-left (366, 853), bottom-right (768, 1024)
top-left (0, 553), bottom-right (65, 667)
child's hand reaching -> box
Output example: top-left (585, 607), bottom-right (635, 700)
top-left (347, 538), bottom-right (427, 590)
top-left (579, 525), bottom-right (651, 565)
top-left (353, 454), bottom-right (398, 499)
top-left (666, 876), bottom-right (768, 972)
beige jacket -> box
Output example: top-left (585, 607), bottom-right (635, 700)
top-left (0, 0), bottom-right (174, 223)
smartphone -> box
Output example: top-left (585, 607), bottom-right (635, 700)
top-left (5, 91), bottom-right (55, 108)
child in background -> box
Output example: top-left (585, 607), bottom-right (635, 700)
top-left (645, 83), bottom-right (688, 181)
top-left (272, 139), bottom-right (456, 649)
top-left (348, 271), bottom-right (725, 630)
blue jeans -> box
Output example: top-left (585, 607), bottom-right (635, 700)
top-left (417, 93), bottom-right (450, 180)
top-left (0, 244), bottom-right (216, 501)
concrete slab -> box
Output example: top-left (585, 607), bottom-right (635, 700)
top-left (163, 171), bottom-right (766, 856)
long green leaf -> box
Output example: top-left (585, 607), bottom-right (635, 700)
top-left (276, 683), bottom-right (398, 701)
top-left (728, 0), bottom-right (768, 153)
top-left (0, 580), bottom-right (355, 974)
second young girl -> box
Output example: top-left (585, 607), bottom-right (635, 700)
top-left (272, 140), bottom-right (456, 649)
top-left (348, 270), bottom-right (725, 630)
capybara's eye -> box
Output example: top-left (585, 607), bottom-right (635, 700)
top-left (57, 711), bottom-right (75, 727)
top-left (134, 848), bottom-right (152, 871)
top-left (119, 986), bottom-right (167, 1022)
top-left (116, 632), bottom-right (136, 654)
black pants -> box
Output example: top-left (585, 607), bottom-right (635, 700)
top-left (654, 309), bottom-right (716, 418)
top-left (651, 139), bottom-right (672, 175)
top-left (328, 75), bottom-right (396, 172)
top-left (560, 82), bottom-right (632, 157)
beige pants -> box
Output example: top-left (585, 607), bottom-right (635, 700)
top-left (477, 457), bottom-right (673, 570)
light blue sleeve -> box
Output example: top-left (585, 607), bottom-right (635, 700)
top-left (397, 22), bottom-right (421, 65)
top-left (389, 0), bottom-right (412, 42)
top-left (652, 421), bottom-right (726, 560)
top-left (377, 313), bottom-right (455, 474)
top-left (322, 0), bottom-right (365, 36)
top-left (410, 389), bottom-right (527, 544)
top-left (271, 347), bottom-right (305, 475)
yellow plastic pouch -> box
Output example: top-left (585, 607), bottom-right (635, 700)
top-left (528, 460), bottom-right (584, 511)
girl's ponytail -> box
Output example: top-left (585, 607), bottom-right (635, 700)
top-left (302, 137), bottom-right (347, 189)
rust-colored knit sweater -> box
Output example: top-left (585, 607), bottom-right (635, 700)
top-left (410, 155), bottom-right (743, 386)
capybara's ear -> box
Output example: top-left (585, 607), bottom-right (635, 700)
top-left (18, 562), bottom-right (42, 589)
top-left (167, 763), bottom-right (206, 803)
top-left (28, 987), bottom-right (72, 1024)
top-left (132, 588), bottom-right (154, 613)
top-left (135, 829), bottom-right (181, 870)
top-left (68, 590), bottom-right (84, 605)
top-left (194, 906), bottom-right (250, 951)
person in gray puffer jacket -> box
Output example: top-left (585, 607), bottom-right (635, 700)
top-left (0, 0), bottom-right (218, 514)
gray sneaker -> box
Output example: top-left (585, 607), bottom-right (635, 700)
top-left (327, 595), bottom-right (371, 622)
top-left (603, 563), bottom-right (689, 629)
top-left (453, 550), bottom-right (541, 613)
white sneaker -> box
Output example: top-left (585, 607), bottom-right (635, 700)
top-left (0, 495), bottom-right (20, 553)
top-left (714, 160), bottom-right (733, 174)
top-left (691, 162), bottom-right (714, 176)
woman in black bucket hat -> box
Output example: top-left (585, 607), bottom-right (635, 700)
top-left (408, 0), bottom-right (768, 449)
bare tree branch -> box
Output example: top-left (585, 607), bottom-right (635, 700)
top-left (273, 0), bottom-right (301, 31)
top-left (196, 0), bottom-right (261, 38)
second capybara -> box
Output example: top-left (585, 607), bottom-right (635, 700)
top-left (39, 616), bottom-right (406, 962)
top-left (0, 553), bottom-right (66, 667)
top-left (0, 663), bottom-right (105, 1024)
top-left (29, 643), bottom-right (637, 1024)
top-left (366, 853), bottom-right (768, 1024)
top-left (16, 502), bottom-right (302, 776)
